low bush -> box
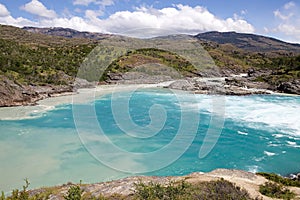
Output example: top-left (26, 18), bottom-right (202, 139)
top-left (134, 181), bottom-right (189, 200)
top-left (257, 172), bottom-right (300, 187)
top-left (64, 185), bottom-right (83, 200)
top-left (259, 181), bottom-right (295, 200)
top-left (133, 178), bottom-right (253, 200)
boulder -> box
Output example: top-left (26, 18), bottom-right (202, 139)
top-left (168, 79), bottom-right (196, 91)
top-left (277, 80), bottom-right (300, 94)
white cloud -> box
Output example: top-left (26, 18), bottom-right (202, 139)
top-left (241, 10), bottom-right (247, 15)
top-left (39, 17), bottom-right (102, 32)
top-left (73, 0), bottom-right (114, 6)
top-left (102, 5), bottom-right (254, 36)
top-left (270, 2), bottom-right (300, 43)
top-left (99, 0), bottom-right (114, 7)
top-left (263, 27), bottom-right (269, 33)
top-left (1, 4), bottom-right (255, 37)
top-left (273, 9), bottom-right (293, 20)
top-left (276, 24), bottom-right (300, 36)
top-left (273, 24), bottom-right (300, 43)
top-left (0, 15), bottom-right (37, 28)
top-left (284, 1), bottom-right (295, 10)
top-left (74, 8), bottom-right (82, 13)
top-left (73, 0), bottom-right (97, 6)
top-left (0, 3), bottom-right (10, 17)
top-left (85, 9), bottom-right (103, 19)
top-left (21, 0), bottom-right (57, 19)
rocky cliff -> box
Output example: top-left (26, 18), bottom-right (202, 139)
top-left (0, 75), bottom-right (93, 107)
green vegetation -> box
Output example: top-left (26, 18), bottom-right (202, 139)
top-left (64, 185), bottom-right (83, 200)
top-left (2, 179), bottom-right (257, 200)
top-left (255, 55), bottom-right (300, 85)
top-left (203, 41), bottom-right (300, 86)
top-left (259, 182), bottom-right (295, 200)
top-left (100, 48), bottom-right (198, 81)
top-left (257, 172), bottom-right (300, 187)
top-left (0, 25), bottom-right (199, 85)
top-left (0, 179), bottom-right (50, 200)
top-left (133, 178), bottom-right (253, 200)
top-left (0, 37), bottom-right (96, 85)
top-left (133, 181), bottom-right (189, 200)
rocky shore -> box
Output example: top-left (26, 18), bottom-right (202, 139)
top-left (167, 76), bottom-right (272, 95)
top-left (27, 169), bottom-right (300, 200)
top-left (0, 70), bottom-right (299, 107)
top-left (106, 71), bottom-right (289, 96)
top-left (0, 76), bottom-right (94, 107)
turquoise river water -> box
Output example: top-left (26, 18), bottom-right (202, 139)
top-left (0, 88), bottom-right (299, 192)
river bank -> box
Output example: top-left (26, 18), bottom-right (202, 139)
top-left (1, 73), bottom-right (299, 108)
top-left (0, 82), bottom-right (173, 120)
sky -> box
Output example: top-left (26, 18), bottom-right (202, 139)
top-left (0, 0), bottom-right (299, 43)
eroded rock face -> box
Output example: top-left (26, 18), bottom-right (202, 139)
top-left (0, 74), bottom-right (98, 107)
top-left (0, 76), bottom-right (37, 107)
top-left (277, 80), bottom-right (300, 94)
top-left (0, 75), bottom-right (76, 107)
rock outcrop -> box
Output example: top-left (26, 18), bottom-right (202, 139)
top-left (27, 169), bottom-right (300, 200)
top-left (0, 76), bottom-right (94, 107)
top-left (167, 77), bottom-right (272, 95)
top-left (277, 80), bottom-right (300, 94)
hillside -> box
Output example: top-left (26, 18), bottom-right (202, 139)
top-left (22, 26), bottom-right (112, 40)
top-left (0, 25), bottom-right (97, 46)
top-left (195, 31), bottom-right (300, 55)
top-left (0, 24), bottom-right (300, 106)
top-left (0, 25), bottom-right (97, 106)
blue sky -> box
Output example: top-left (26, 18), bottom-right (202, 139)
top-left (0, 0), bottom-right (299, 43)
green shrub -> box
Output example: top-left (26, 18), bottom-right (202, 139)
top-left (259, 182), bottom-right (295, 200)
top-left (189, 178), bottom-right (252, 200)
top-left (1, 192), bottom-right (5, 200)
top-left (134, 181), bottom-right (189, 200)
top-left (64, 185), bottom-right (83, 200)
top-left (257, 172), bottom-right (300, 187)
top-left (133, 179), bottom-right (253, 200)
top-left (2, 179), bottom-right (30, 200)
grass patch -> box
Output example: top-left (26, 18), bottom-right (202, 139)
top-left (257, 172), bottom-right (300, 187)
top-left (133, 180), bottom-right (189, 200)
top-left (259, 182), bottom-right (295, 200)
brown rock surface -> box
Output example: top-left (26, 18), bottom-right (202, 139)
top-left (28, 169), bottom-right (300, 200)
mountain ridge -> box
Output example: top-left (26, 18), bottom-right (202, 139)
top-left (22, 26), bottom-right (300, 54)
top-left (195, 31), bottom-right (300, 54)
top-left (22, 26), bottom-right (112, 40)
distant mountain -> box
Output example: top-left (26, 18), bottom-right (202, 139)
top-left (22, 27), bottom-right (300, 55)
top-left (22, 26), bottom-right (112, 40)
top-left (195, 31), bottom-right (300, 54)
